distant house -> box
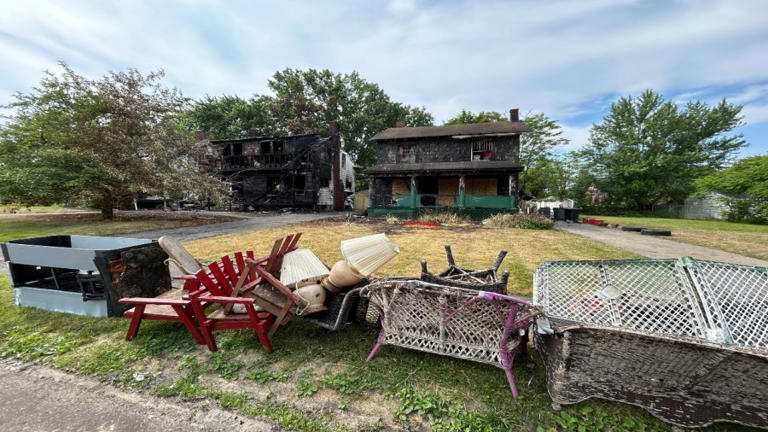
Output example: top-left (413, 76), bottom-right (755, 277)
top-left (197, 131), bottom-right (354, 211)
top-left (365, 109), bottom-right (532, 218)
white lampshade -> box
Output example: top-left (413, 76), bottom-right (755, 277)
top-left (340, 233), bottom-right (400, 277)
top-left (280, 249), bottom-right (330, 289)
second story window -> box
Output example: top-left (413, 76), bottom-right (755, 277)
top-left (342, 153), bottom-right (346, 168)
top-left (397, 144), bottom-right (415, 163)
top-left (471, 141), bottom-right (492, 161)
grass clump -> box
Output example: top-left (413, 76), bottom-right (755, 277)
top-left (417, 210), bottom-right (470, 225)
top-left (483, 213), bottom-right (554, 229)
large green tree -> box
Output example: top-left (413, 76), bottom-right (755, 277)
top-left (696, 154), bottom-right (768, 223)
top-left (444, 109), bottom-right (569, 197)
top-left (444, 109), bottom-right (506, 125)
top-left (0, 63), bottom-right (223, 218)
top-left (580, 90), bottom-right (745, 209)
top-left (183, 95), bottom-right (277, 139)
top-left (185, 69), bottom-right (433, 168)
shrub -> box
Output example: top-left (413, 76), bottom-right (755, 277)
top-left (384, 214), bottom-right (400, 225)
top-left (482, 213), bottom-right (554, 229)
top-left (417, 210), bottom-right (469, 225)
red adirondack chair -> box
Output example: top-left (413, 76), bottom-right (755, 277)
top-left (119, 233), bottom-right (304, 351)
top-left (185, 234), bottom-right (307, 351)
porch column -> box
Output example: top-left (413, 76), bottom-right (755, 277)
top-left (367, 180), bottom-right (373, 210)
top-left (458, 175), bottom-right (466, 209)
top-left (508, 175), bottom-right (517, 210)
top-left (410, 175), bottom-right (417, 209)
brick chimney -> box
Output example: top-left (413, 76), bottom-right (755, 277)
top-left (509, 108), bottom-right (519, 122)
top-left (194, 130), bottom-right (209, 142)
top-left (396, 121), bottom-right (406, 128)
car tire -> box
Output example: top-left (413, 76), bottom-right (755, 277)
top-left (621, 226), bottom-right (645, 232)
top-left (641, 228), bottom-right (672, 236)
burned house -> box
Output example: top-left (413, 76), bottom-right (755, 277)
top-left (365, 109), bottom-right (531, 219)
top-left (197, 127), bottom-right (354, 211)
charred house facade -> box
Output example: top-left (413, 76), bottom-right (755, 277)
top-left (366, 109), bottom-right (531, 219)
top-left (197, 131), bottom-right (354, 211)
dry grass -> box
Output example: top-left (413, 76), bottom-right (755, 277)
top-left (186, 220), bottom-right (638, 295)
top-left (0, 212), bottom-right (230, 242)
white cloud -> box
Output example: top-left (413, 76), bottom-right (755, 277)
top-left (1, 0), bottom-right (768, 154)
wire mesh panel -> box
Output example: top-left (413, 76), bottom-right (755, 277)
top-left (534, 257), bottom-right (768, 352)
top-left (687, 259), bottom-right (768, 351)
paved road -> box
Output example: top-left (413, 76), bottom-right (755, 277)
top-left (124, 211), bottom-right (345, 242)
top-left (556, 221), bottom-right (768, 267)
top-left (0, 361), bottom-right (278, 432)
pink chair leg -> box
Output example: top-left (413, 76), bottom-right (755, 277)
top-left (365, 332), bottom-right (387, 362)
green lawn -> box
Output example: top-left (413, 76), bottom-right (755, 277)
top-left (584, 215), bottom-right (768, 262)
top-left (0, 214), bottom-right (221, 243)
top-left (0, 220), bottom-right (757, 431)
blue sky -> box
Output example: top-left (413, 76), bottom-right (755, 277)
top-left (1, 0), bottom-right (767, 156)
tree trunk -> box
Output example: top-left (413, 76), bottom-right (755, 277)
top-left (101, 191), bottom-right (114, 219)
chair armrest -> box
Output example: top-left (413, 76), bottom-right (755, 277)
top-left (119, 297), bottom-right (189, 306)
top-left (479, 291), bottom-right (531, 305)
top-left (186, 295), bottom-right (256, 305)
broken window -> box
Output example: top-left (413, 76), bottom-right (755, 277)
top-left (233, 142), bottom-right (243, 156)
top-left (292, 175), bottom-right (306, 190)
top-left (471, 141), bottom-right (492, 160)
top-left (261, 142), bottom-right (272, 154)
top-left (397, 144), bottom-right (415, 163)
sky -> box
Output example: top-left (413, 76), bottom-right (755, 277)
top-left (1, 0), bottom-right (768, 156)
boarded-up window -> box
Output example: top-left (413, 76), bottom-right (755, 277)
top-left (392, 178), bottom-right (411, 195)
top-left (466, 177), bottom-right (497, 196)
top-left (438, 177), bottom-right (459, 206)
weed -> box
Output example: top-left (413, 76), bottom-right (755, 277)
top-left (245, 368), bottom-right (290, 383)
top-left (417, 210), bottom-right (470, 225)
top-left (207, 352), bottom-right (243, 380)
top-left (297, 379), bottom-right (320, 397)
top-left (483, 213), bottom-right (554, 229)
top-left (322, 372), bottom-right (376, 396)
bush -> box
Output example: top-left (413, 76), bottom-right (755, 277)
top-left (482, 213), bottom-right (554, 229)
top-left (722, 198), bottom-right (768, 224)
top-left (417, 210), bottom-right (469, 225)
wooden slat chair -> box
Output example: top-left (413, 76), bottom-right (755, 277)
top-left (118, 249), bottom-right (255, 346)
top-left (187, 234), bottom-right (308, 348)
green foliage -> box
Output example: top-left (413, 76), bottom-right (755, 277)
top-left (321, 373), bottom-right (376, 396)
top-left (297, 379), bottom-right (320, 397)
top-left (182, 94), bottom-right (277, 139)
top-left (579, 89), bottom-right (745, 210)
top-left (696, 155), bottom-right (768, 223)
top-left (207, 352), bottom-right (243, 380)
top-left (519, 113), bottom-right (570, 197)
top-left (552, 406), bottom-right (666, 432)
top-left (244, 368), bottom-right (290, 383)
top-left (184, 68), bottom-right (434, 168)
top-left (444, 109), bottom-right (507, 125)
top-left (0, 63), bottom-right (224, 217)
top-left (483, 213), bottom-right (554, 229)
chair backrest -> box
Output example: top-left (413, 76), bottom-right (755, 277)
top-left (159, 236), bottom-right (204, 275)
